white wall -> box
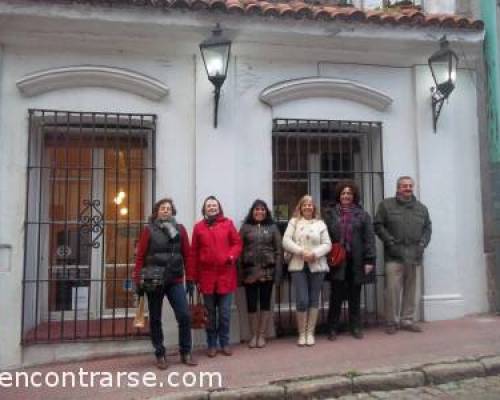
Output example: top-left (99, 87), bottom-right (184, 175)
top-left (425, 0), bottom-right (457, 14)
top-left (0, 44), bottom-right (198, 368)
top-left (0, 25), bottom-right (488, 368)
top-left (220, 54), bottom-right (487, 322)
top-left (414, 65), bottom-right (487, 319)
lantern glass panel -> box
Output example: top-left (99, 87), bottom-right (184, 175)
top-left (202, 44), bottom-right (230, 79)
top-left (431, 60), bottom-right (452, 86)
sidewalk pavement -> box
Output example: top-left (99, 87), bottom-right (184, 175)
top-left (3, 315), bottom-right (500, 400)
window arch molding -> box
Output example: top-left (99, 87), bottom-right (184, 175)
top-left (259, 77), bottom-right (392, 111)
top-left (16, 65), bottom-right (169, 101)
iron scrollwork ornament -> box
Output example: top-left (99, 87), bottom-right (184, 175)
top-left (79, 199), bottom-right (105, 248)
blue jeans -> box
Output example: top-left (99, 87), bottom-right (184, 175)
top-left (203, 293), bottom-right (233, 349)
top-left (291, 265), bottom-right (326, 312)
top-left (147, 282), bottom-right (192, 358)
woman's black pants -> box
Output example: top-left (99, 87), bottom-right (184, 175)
top-left (328, 278), bottom-right (362, 332)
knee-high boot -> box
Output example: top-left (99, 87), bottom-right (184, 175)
top-left (306, 308), bottom-right (319, 346)
top-left (296, 311), bottom-right (307, 346)
top-left (257, 311), bottom-right (271, 348)
top-left (248, 312), bottom-right (259, 348)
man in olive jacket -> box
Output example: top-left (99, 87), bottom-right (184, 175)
top-left (374, 176), bottom-right (432, 334)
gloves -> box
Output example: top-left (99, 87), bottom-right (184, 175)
top-left (186, 281), bottom-right (195, 297)
top-left (134, 281), bottom-right (144, 297)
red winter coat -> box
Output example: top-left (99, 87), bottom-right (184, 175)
top-left (187, 215), bottom-right (242, 295)
top-left (133, 223), bottom-right (191, 286)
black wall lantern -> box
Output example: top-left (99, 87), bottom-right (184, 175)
top-left (428, 36), bottom-right (458, 132)
top-left (199, 24), bottom-right (232, 128)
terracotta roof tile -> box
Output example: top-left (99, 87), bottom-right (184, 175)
top-left (380, 14), bottom-right (398, 25)
top-left (191, 0), bottom-right (209, 10)
top-left (209, 0), bottom-right (227, 11)
top-left (277, 4), bottom-right (295, 18)
top-left (56, 0), bottom-right (484, 30)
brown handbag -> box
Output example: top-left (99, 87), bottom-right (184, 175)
top-left (189, 289), bottom-right (208, 330)
top-left (133, 295), bottom-right (146, 328)
top-left (328, 242), bottom-right (346, 269)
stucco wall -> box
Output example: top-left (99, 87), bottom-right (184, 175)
top-left (0, 27), bottom-right (488, 368)
top-left (0, 45), bottom-right (199, 368)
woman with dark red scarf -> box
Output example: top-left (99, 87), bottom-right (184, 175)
top-left (325, 181), bottom-right (376, 340)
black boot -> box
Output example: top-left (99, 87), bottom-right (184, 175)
top-left (351, 326), bottom-right (364, 339)
top-left (156, 354), bottom-right (168, 370)
top-left (181, 352), bottom-right (198, 366)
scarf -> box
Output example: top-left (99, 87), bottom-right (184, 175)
top-left (155, 217), bottom-right (179, 239)
top-left (205, 213), bottom-right (220, 226)
top-left (339, 205), bottom-right (355, 253)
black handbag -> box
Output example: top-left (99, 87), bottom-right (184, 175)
top-left (141, 254), bottom-right (185, 292)
top-left (140, 265), bottom-right (165, 293)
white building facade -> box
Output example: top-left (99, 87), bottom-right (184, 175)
top-left (0, 0), bottom-right (487, 369)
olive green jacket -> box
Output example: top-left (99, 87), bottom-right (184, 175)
top-left (374, 195), bottom-right (432, 265)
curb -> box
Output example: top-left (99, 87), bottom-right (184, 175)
top-left (150, 354), bottom-right (500, 399)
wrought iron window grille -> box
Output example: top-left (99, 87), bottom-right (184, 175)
top-left (271, 118), bottom-right (385, 336)
top-left (22, 109), bottom-right (156, 344)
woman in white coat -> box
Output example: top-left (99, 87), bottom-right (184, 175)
top-left (282, 195), bottom-right (332, 346)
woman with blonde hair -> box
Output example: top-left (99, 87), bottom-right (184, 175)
top-left (282, 195), bottom-right (331, 346)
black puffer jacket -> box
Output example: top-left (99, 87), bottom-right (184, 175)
top-left (239, 223), bottom-right (282, 284)
top-left (374, 196), bottom-right (432, 265)
top-left (326, 204), bottom-right (376, 285)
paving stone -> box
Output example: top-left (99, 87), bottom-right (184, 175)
top-left (209, 384), bottom-right (284, 399)
top-left (422, 361), bottom-right (485, 384)
top-left (285, 375), bottom-right (352, 400)
top-left (369, 391), bottom-right (394, 399)
top-left (480, 356), bottom-right (500, 376)
top-left (421, 387), bottom-right (444, 396)
top-left (333, 394), bottom-right (376, 400)
top-left (369, 375), bottom-right (500, 400)
top-left (435, 381), bottom-right (459, 390)
top-left (352, 371), bottom-right (424, 393)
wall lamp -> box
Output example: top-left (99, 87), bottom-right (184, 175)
top-left (199, 24), bottom-right (232, 128)
top-left (428, 36), bottom-right (458, 132)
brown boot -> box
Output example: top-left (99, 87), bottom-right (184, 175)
top-left (220, 346), bottom-right (233, 356)
top-left (257, 311), bottom-right (271, 348)
top-left (206, 348), bottom-right (217, 358)
top-left (248, 312), bottom-right (258, 348)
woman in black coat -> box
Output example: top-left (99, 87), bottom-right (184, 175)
top-left (239, 199), bottom-right (282, 348)
top-left (326, 180), bottom-right (376, 340)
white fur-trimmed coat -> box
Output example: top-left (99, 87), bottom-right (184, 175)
top-left (282, 217), bottom-right (332, 273)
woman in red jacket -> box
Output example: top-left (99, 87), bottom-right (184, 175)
top-left (133, 198), bottom-right (197, 370)
top-left (187, 196), bottom-right (242, 357)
